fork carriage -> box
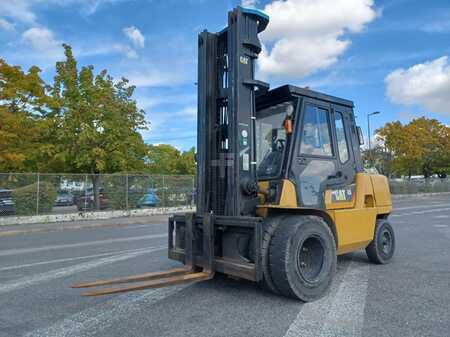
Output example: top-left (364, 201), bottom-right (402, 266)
top-left (169, 213), bottom-right (263, 282)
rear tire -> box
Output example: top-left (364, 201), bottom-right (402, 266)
top-left (269, 216), bottom-right (336, 302)
top-left (366, 219), bottom-right (395, 264)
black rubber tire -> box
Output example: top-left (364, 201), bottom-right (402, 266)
top-left (269, 216), bottom-right (337, 302)
top-left (260, 216), bottom-right (284, 294)
top-left (366, 219), bottom-right (395, 264)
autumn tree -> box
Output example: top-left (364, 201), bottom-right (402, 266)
top-left (376, 118), bottom-right (450, 178)
top-left (0, 59), bottom-right (57, 172)
top-left (51, 44), bottom-right (148, 208)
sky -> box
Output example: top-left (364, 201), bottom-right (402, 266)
top-left (1, 0), bottom-right (449, 150)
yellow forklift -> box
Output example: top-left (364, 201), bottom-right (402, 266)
top-left (73, 6), bottom-right (395, 301)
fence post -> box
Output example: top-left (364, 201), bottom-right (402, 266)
top-left (192, 175), bottom-right (195, 208)
top-left (36, 173), bottom-right (40, 215)
top-left (84, 174), bottom-right (88, 212)
top-left (125, 174), bottom-right (129, 211)
top-left (162, 175), bottom-right (165, 208)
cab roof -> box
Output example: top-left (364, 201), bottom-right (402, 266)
top-left (256, 85), bottom-right (354, 109)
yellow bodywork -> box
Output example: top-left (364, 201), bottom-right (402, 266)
top-left (257, 173), bottom-right (392, 255)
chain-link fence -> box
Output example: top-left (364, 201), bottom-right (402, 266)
top-left (0, 173), bottom-right (195, 217)
top-left (389, 178), bottom-right (450, 195)
top-left (1, 173), bottom-right (449, 217)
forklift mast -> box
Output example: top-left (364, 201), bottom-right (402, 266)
top-left (196, 7), bottom-right (269, 217)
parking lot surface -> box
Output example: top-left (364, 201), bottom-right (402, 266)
top-left (0, 195), bottom-right (449, 337)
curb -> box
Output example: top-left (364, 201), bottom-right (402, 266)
top-left (0, 219), bottom-right (169, 238)
top-left (0, 206), bottom-right (194, 227)
top-left (0, 207), bottom-right (195, 238)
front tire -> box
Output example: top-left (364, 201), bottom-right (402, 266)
top-left (260, 216), bottom-right (283, 294)
top-left (366, 219), bottom-right (395, 264)
top-left (269, 216), bottom-right (337, 302)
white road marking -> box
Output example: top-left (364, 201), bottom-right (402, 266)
top-left (0, 246), bottom-right (165, 295)
top-left (0, 233), bottom-right (167, 257)
top-left (284, 262), bottom-right (370, 337)
top-left (433, 224), bottom-right (448, 228)
top-left (0, 247), bottom-right (157, 272)
top-left (394, 203), bottom-right (450, 211)
top-left (433, 215), bottom-right (449, 219)
top-left (391, 207), bottom-right (450, 217)
top-left (22, 284), bottom-right (190, 337)
top-left (128, 224), bottom-right (155, 229)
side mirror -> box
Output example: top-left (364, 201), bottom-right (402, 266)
top-left (356, 126), bottom-right (364, 145)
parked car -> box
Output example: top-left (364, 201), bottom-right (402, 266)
top-left (0, 189), bottom-right (15, 216)
top-left (54, 191), bottom-right (75, 206)
top-left (76, 188), bottom-right (111, 211)
top-left (137, 188), bottom-right (160, 208)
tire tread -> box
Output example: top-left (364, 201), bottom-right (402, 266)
top-left (269, 215), bottom-right (336, 301)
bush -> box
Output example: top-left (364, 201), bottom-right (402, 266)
top-left (103, 175), bottom-right (154, 210)
top-left (12, 182), bottom-right (57, 215)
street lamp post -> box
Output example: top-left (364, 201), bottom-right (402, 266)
top-left (367, 111), bottom-right (381, 167)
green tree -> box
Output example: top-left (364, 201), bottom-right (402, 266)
top-left (146, 144), bottom-right (196, 175)
top-left (178, 147), bottom-right (196, 175)
top-left (51, 44), bottom-right (148, 208)
top-left (361, 145), bottom-right (394, 177)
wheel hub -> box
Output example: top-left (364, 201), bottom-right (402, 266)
top-left (296, 236), bottom-right (325, 283)
top-left (380, 229), bottom-right (392, 254)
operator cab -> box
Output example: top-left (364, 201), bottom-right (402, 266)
top-left (255, 85), bottom-right (364, 209)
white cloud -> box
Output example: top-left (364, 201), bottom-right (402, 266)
top-left (241, 0), bottom-right (258, 8)
top-left (126, 69), bottom-right (188, 87)
top-left (0, 18), bottom-right (15, 31)
top-left (136, 94), bottom-right (196, 110)
top-left (175, 106), bottom-right (197, 120)
top-left (385, 56), bottom-right (450, 116)
top-left (111, 43), bottom-right (138, 59)
top-left (0, 0), bottom-right (129, 26)
top-left (22, 26), bottom-right (61, 53)
top-left (0, 1), bottom-right (36, 23)
top-left (259, 0), bottom-right (377, 78)
top-left (123, 26), bottom-right (145, 48)
top-left (75, 43), bottom-right (138, 59)
top-left (421, 20), bottom-right (450, 33)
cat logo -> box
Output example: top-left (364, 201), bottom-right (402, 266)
top-left (331, 186), bottom-right (354, 202)
top-left (240, 56), bottom-right (249, 65)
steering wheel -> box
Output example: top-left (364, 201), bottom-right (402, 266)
top-left (275, 139), bottom-right (285, 151)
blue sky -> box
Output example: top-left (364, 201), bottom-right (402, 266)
top-left (1, 0), bottom-right (449, 150)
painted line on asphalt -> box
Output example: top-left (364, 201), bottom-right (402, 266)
top-left (0, 233), bottom-right (167, 257)
top-left (434, 225), bottom-right (450, 240)
top-left (394, 203), bottom-right (450, 211)
top-left (0, 247), bottom-right (159, 272)
top-left (433, 215), bottom-right (449, 219)
top-left (0, 246), bottom-right (165, 295)
top-left (284, 262), bottom-right (370, 337)
top-left (391, 207), bottom-right (450, 217)
top-left (23, 284), bottom-right (190, 337)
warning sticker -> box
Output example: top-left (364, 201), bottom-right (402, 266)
top-left (243, 153), bottom-right (249, 171)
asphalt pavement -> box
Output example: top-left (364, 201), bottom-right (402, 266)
top-left (0, 195), bottom-right (449, 337)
